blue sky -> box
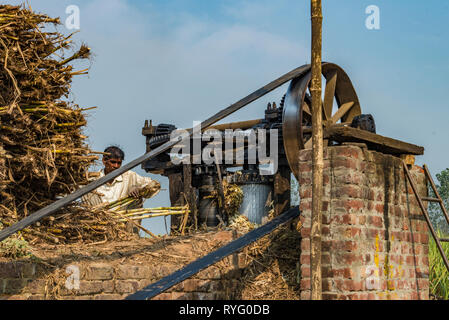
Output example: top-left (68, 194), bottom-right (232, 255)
top-left (8, 1), bottom-right (449, 235)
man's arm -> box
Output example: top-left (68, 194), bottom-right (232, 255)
top-left (128, 172), bottom-right (161, 199)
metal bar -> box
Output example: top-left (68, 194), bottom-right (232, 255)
top-left (125, 206), bottom-right (300, 300)
top-left (0, 65), bottom-right (311, 242)
top-left (421, 197), bottom-right (440, 203)
top-left (424, 164), bottom-right (449, 226)
top-left (402, 162), bottom-right (449, 273)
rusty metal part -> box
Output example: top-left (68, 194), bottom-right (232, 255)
top-left (207, 119), bottom-right (263, 131)
top-left (282, 62), bottom-right (362, 181)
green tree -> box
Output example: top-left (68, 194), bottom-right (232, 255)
top-left (429, 168), bottom-right (449, 235)
top-left (291, 174), bottom-right (300, 207)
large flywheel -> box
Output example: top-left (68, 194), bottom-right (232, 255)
top-left (282, 62), bottom-right (362, 181)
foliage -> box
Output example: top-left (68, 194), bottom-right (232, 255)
top-left (0, 222), bottom-right (32, 259)
top-left (429, 231), bottom-right (449, 300)
top-left (291, 174), bottom-right (300, 207)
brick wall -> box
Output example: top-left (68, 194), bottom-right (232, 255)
top-left (298, 144), bottom-right (429, 300)
top-left (0, 231), bottom-right (247, 300)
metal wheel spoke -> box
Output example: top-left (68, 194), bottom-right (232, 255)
top-left (323, 71), bottom-right (337, 121)
top-left (303, 101), bottom-right (312, 116)
top-left (304, 137), bottom-right (313, 149)
top-left (330, 101), bottom-right (354, 124)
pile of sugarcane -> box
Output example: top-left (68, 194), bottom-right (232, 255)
top-left (1, 207), bottom-right (133, 245)
top-left (0, 4), bottom-right (112, 243)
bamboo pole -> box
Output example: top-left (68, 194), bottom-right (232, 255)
top-left (310, 0), bottom-right (323, 301)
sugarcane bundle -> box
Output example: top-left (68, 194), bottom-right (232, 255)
top-left (3, 206), bottom-right (135, 245)
top-left (0, 4), bottom-right (105, 243)
top-left (111, 206), bottom-right (190, 222)
top-left (222, 180), bottom-right (244, 218)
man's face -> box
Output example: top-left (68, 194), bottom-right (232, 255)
top-left (103, 157), bottom-right (122, 174)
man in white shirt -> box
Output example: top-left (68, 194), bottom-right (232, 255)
top-left (83, 146), bottom-right (161, 233)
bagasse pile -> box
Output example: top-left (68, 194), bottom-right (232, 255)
top-left (0, 4), bottom-right (131, 245)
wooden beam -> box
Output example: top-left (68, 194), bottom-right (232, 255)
top-left (274, 166), bottom-right (291, 216)
top-left (310, 0), bottom-right (323, 301)
top-left (324, 126), bottom-right (424, 155)
top-left (183, 164), bottom-right (197, 230)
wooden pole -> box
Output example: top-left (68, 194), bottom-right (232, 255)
top-left (310, 0), bottom-right (323, 300)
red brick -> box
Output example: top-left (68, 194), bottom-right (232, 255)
top-left (298, 163), bottom-right (312, 173)
top-left (151, 293), bottom-right (173, 300)
top-left (322, 253), bottom-right (331, 264)
top-left (116, 265), bottom-right (151, 280)
top-left (343, 200), bottom-right (365, 213)
top-left (300, 291), bottom-right (311, 300)
top-left (115, 280), bottom-right (140, 294)
top-left (3, 279), bottom-right (30, 294)
top-left (77, 281), bottom-right (104, 295)
top-left (417, 279), bottom-right (429, 290)
top-left (333, 146), bottom-right (362, 159)
top-left (301, 265), bottom-right (311, 278)
top-left (25, 279), bottom-right (47, 295)
top-left (332, 268), bottom-right (354, 279)
top-left (321, 266), bottom-right (332, 278)
top-left (332, 158), bottom-right (359, 170)
top-left (300, 279), bottom-right (311, 290)
top-left (191, 292), bottom-right (217, 300)
top-left (301, 227), bottom-right (311, 238)
top-left (0, 262), bottom-right (36, 279)
top-left (322, 279), bottom-right (333, 291)
top-left (358, 215), bottom-right (366, 225)
top-left (300, 254), bottom-right (310, 265)
top-left (170, 292), bottom-right (194, 300)
top-left (300, 199), bottom-right (312, 212)
top-left (420, 233), bottom-right (429, 244)
top-left (374, 204), bottom-right (384, 214)
top-left (322, 201), bottom-right (329, 212)
top-left (367, 216), bottom-right (383, 228)
top-left (334, 252), bottom-right (362, 266)
top-left (301, 239), bottom-right (310, 251)
top-left (83, 263), bottom-right (114, 280)
top-left (300, 188), bottom-right (312, 199)
top-left (197, 267), bottom-right (222, 280)
top-left (299, 150), bottom-right (312, 161)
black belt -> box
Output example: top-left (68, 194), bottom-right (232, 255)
top-left (125, 206), bottom-right (300, 300)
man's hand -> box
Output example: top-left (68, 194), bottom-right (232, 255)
top-left (128, 187), bottom-right (141, 199)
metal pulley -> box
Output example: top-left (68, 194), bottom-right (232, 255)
top-left (282, 62), bottom-right (362, 181)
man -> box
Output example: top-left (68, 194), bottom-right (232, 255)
top-left (83, 146), bottom-right (161, 233)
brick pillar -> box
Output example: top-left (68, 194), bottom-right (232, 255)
top-left (298, 145), bottom-right (429, 300)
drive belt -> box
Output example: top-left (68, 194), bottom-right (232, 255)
top-left (0, 65), bottom-right (310, 242)
top-left (125, 206), bottom-right (300, 300)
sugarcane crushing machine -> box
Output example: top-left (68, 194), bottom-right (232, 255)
top-left (141, 63), bottom-right (376, 227)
